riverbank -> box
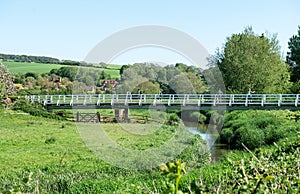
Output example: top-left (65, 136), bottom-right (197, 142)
top-left (1, 109), bottom-right (299, 193)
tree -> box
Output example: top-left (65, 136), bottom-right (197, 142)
top-left (286, 25), bottom-right (300, 82)
top-left (134, 81), bottom-right (160, 94)
top-left (169, 73), bottom-right (196, 94)
top-left (55, 67), bottom-right (78, 81)
top-left (214, 27), bottom-right (291, 93)
top-left (0, 63), bottom-right (15, 97)
top-left (120, 64), bottom-right (131, 76)
top-left (25, 72), bottom-right (40, 80)
top-left (185, 72), bottom-right (207, 94)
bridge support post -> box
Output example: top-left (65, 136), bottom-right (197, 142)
top-left (181, 110), bottom-right (198, 123)
top-left (114, 108), bottom-right (129, 121)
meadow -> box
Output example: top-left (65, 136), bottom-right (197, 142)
top-left (1, 101), bottom-right (299, 193)
top-left (0, 109), bottom-right (210, 193)
top-left (2, 61), bottom-right (121, 78)
top-left (2, 61), bottom-right (68, 74)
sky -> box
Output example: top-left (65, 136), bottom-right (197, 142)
top-left (0, 0), bottom-right (299, 66)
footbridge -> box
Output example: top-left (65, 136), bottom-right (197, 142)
top-left (25, 94), bottom-right (300, 111)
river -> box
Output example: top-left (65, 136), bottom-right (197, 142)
top-left (188, 127), bottom-right (230, 162)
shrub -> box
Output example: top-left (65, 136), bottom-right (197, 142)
top-left (220, 128), bottom-right (233, 144)
top-left (166, 113), bottom-right (180, 125)
top-left (221, 110), bottom-right (295, 150)
top-left (176, 135), bottom-right (211, 169)
top-left (12, 99), bottom-right (66, 120)
top-left (235, 127), bottom-right (265, 150)
top-left (190, 133), bottom-right (300, 193)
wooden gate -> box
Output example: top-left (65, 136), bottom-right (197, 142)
top-left (76, 112), bottom-right (100, 123)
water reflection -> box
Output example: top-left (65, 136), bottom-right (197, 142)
top-left (188, 127), bottom-right (230, 162)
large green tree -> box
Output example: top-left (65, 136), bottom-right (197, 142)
top-left (215, 27), bottom-right (291, 93)
top-left (286, 25), bottom-right (300, 82)
top-left (286, 26), bottom-right (300, 93)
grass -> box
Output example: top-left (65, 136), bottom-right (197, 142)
top-left (102, 68), bottom-right (120, 79)
top-left (0, 111), bottom-right (87, 171)
top-left (105, 64), bottom-right (122, 70)
top-left (0, 110), bottom-right (205, 193)
top-left (3, 61), bottom-right (121, 78)
top-left (2, 61), bottom-right (69, 74)
top-left (1, 108), bottom-right (298, 193)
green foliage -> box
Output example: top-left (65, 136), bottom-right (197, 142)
top-left (220, 128), bottom-right (233, 144)
top-left (176, 135), bottom-right (211, 170)
top-left (0, 109), bottom-right (299, 193)
top-left (0, 63), bottom-right (16, 98)
top-left (0, 112), bottom-right (211, 193)
top-left (54, 66), bottom-right (78, 81)
top-left (234, 127), bottom-right (265, 150)
top-left (291, 79), bottom-right (300, 93)
top-left (134, 80), bottom-right (160, 94)
top-left (12, 99), bottom-right (65, 120)
top-left (166, 113), bottom-right (181, 125)
top-left (214, 27), bottom-right (291, 93)
top-left (221, 110), bottom-right (300, 150)
top-left (120, 64), bottom-right (130, 76)
top-left (0, 53), bottom-right (60, 63)
top-left (116, 63), bottom-right (206, 94)
top-left (191, 133), bottom-right (300, 193)
top-left (159, 160), bottom-right (186, 194)
top-left (287, 25), bottom-right (300, 82)
top-left (24, 72), bottom-right (40, 80)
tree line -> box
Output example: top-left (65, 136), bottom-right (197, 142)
top-left (1, 25), bottom-right (300, 96)
top-left (0, 53), bottom-right (108, 67)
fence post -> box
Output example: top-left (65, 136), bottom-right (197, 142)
top-left (76, 112), bottom-right (80, 122)
top-left (96, 112), bottom-right (101, 122)
top-left (278, 94), bottom-right (282, 107)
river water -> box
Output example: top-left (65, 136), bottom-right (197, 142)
top-left (188, 127), bottom-right (230, 162)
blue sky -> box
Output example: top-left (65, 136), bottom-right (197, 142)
top-left (0, 0), bottom-right (299, 65)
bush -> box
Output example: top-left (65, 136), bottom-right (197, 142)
top-left (166, 113), bottom-right (180, 125)
top-left (189, 133), bottom-right (300, 193)
top-left (220, 128), bottom-right (233, 144)
top-left (221, 110), bottom-right (296, 150)
top-left (235, 127), bottom-right (265, 150)
top-left (13, 99), bottom-right (65, 120)
top-left (291, 80), bottom-right (300, 93)
top-left (176, 135), bottom-right (211, 170)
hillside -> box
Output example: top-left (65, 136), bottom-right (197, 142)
top-left (0, 53), bottom-right (122, 77)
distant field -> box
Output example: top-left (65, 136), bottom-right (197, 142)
top-left (3, 61), bottom-right (121, 78)
top-left (102, 68), bottom-right (120, 78)
top-left (3, 61), bottom-right (67, 74)
top-left (105, 64), bottom-right (122, 70)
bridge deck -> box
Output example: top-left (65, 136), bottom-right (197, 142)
top-left (25, 94), bottom-right (300, 110)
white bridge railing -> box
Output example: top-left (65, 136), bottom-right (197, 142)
top-left (25, 94), bottom-right (300, 108)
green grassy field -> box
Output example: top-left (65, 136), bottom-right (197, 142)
top-left (0, 110), bottom-right (207, 193)
top-left (105, 64), bottom-right (122, 70)
top-left (1, 108), bottom-right (299, 193)
top-left (2, 61), bottom-right (68, 74)
top-left (102, 68), bottom-right (120, 79)
top-left (3, 61), bottom-right (121, 78)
